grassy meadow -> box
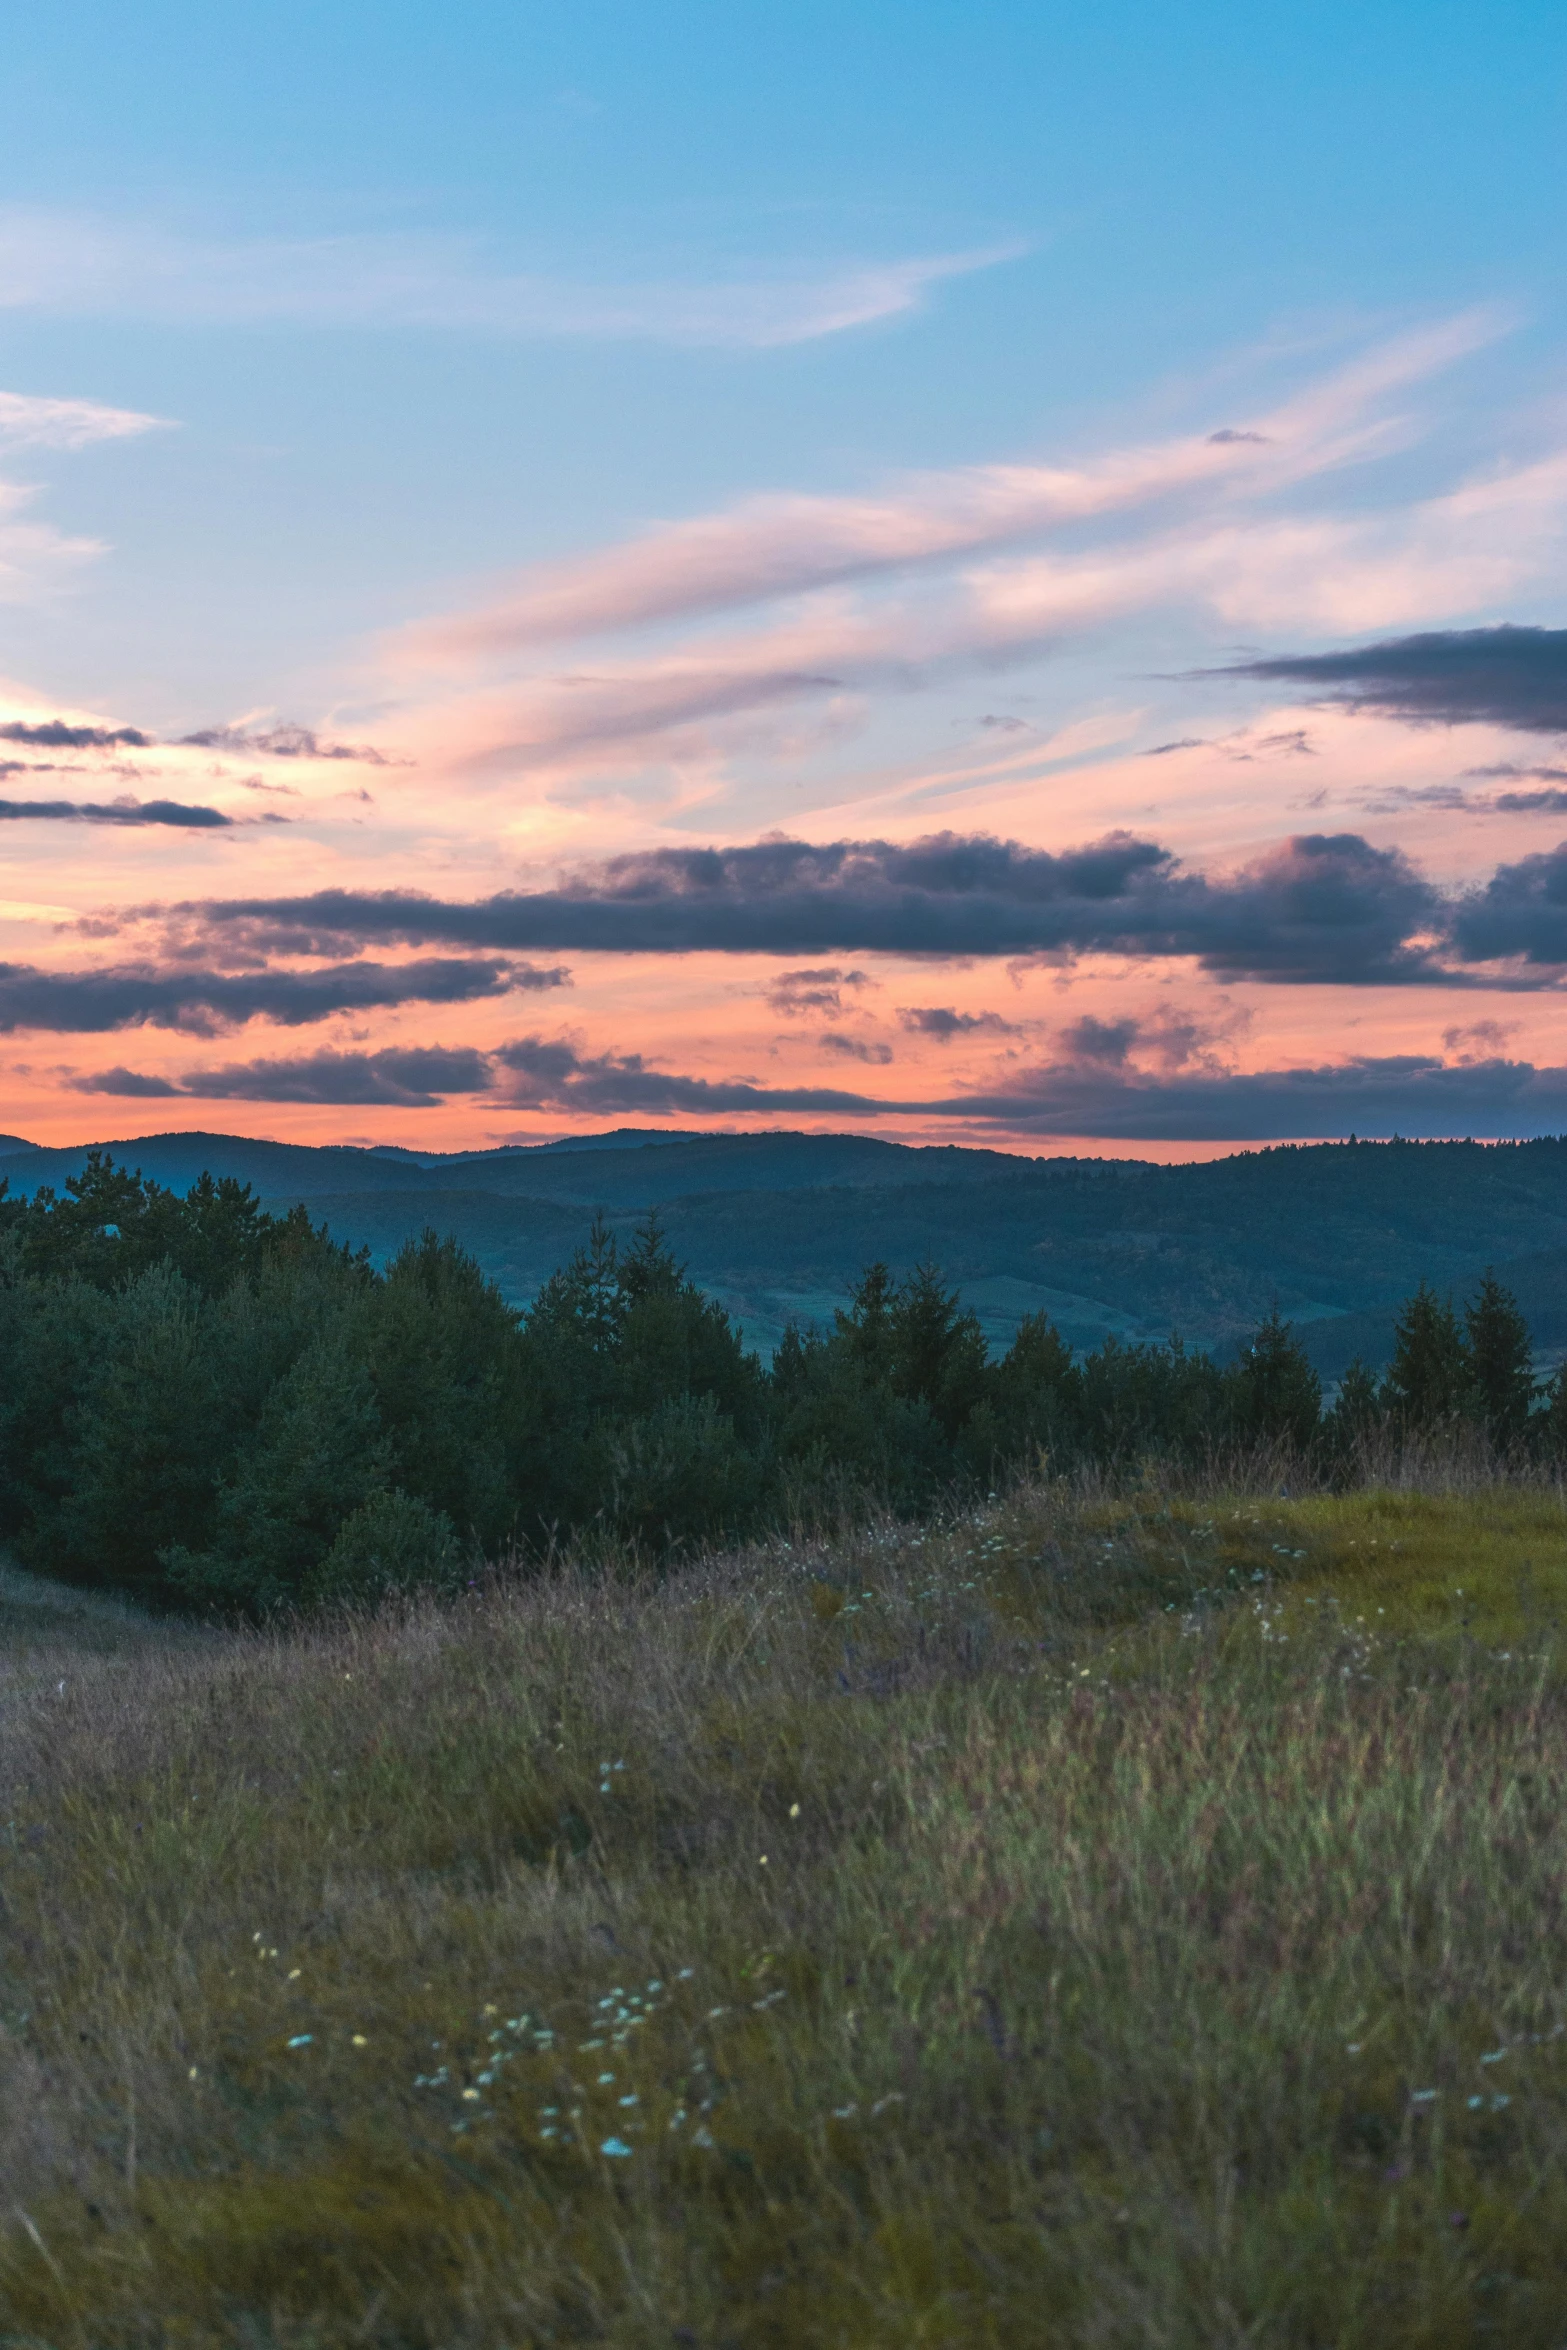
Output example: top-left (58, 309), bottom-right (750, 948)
top-left (3, 1478), bottom-right (1567, 2346)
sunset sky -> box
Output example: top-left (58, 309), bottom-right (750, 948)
top-left (3, 0), bottom-right (1566, 1154)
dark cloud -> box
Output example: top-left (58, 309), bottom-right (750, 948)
top-left (0, 795), bottom-right (236, 829)
top-left (493, 1034), bottom-right (885, 1117)
top-left (1208, 429), bottom-right (1269, 445)
top-left (168, 827), bottom-right (1444, 984)
top-left (74, 1045), bottom-right (496, 1109)
top-left (1453, 762), bottom-right (1567, 816)
top-left (64, 1027), bottom-right (1567, 1140)
top-left (1055, 1013), bottom-right (1140, 1065)
top-left (71, 1067), bottom-right (182, 1099)
top-left (1464, 763), bottom-right (1567, 782)
top-left (898, 1005), bottom-right (1019, 1043)
top-left (176, 722), bottom-right (404, 765)
top-left (1448, 843), bottom-right (1567, 965)
top-left (765, 966), bottom-right (872, 1017)
top-left (1442, 1019), bottom-right (1517, 1064)
top-left (818, 1032), bottom-right (894, 1064)
top-left (1493, 789), bottom-right (1567, 816)
top-left (1222, 625), bottom-right (1567, 734)
top-left (943, 1053), bottom-right (1567, 1142)
top-left (0, 720), bottom-right (152, 750)
top-left (75, 1032), bottom-right (892, 1116)
top-left (0, 956), bottom-right (568, 1037)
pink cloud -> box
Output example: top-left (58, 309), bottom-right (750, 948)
top-left (394, 312), bottom-right (1507, 670)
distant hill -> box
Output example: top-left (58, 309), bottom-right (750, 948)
top-left (5, 1126), bottom-right (1567, 1365)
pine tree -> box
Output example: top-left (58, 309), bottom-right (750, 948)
top-left (1381, 1281), bottom-right (1467, 1428)
top-left (1226, 1306), bottom-right (1322, 1452)
top-left (1464, 1270), bottom-right (1535, 1446)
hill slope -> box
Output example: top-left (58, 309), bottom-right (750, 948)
top-left (6, 1127), bottom-right (1567, 1361)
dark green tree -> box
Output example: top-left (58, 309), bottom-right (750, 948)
top-left (1325, 1357), bottom-right (1382, 1460)
top-left (1225, 1307), bottom-right (1322, 1452)
top-left (1381, 1282), bottom-right (1467, 1429)
top-left (1464, 1270), bottom-right (1535, 1447)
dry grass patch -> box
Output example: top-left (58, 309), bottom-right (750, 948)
top-left (2, 1488), bottom-right (1567, 2345)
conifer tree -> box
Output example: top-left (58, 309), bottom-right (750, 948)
top-left (1464, 1270), bottom-right (1535, 1446)
top-left (1226, 1306), bottom-right (1321, 1451)
top-left (1381, 1281), bottom-right (1467, 1428)
top-left (1326, 1356), bottom-right (1382, 1457)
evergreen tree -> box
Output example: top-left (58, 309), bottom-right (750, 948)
top-left (1225, 1306), bottom-right (1322, 1452)
top-left (1464, 1270), bottom-right (1535, 1447)
top-left (1381, 1282), bottom-right (1467, 1428)
top-left (1325, 1357), bottom-right (1382, 1458)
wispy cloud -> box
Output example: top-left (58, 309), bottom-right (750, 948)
top-left (176, 722), bottom-right (405, 765)
top-left (376, 396), bottom-right (1567, 789)
top-left (0, 384), bottom-right (167, 606)
top-left (397, 312), bottom-right (1507, 667)
top-left (0, 388), bottom-right (167, 452)
top-left (0, 208), bottom-right (1018, 349)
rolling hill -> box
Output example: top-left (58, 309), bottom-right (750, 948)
top-left (5, 1127), bottom-right (1567, 1369)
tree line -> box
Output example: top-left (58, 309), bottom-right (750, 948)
top-left (0, 1153), bottom-right (1559, 1615)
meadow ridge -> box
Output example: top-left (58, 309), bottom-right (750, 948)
top-left (3, 1476), bottom-right (1567, 2346)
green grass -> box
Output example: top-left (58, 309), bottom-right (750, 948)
top-left (4, 1483), bottom-right (1567, 2345)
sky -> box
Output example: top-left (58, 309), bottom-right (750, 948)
top-left (3, 0), bottom-right (1567, 1156)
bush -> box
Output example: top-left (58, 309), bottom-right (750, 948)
top-left (304, 1488), bottom-right (461, 1607)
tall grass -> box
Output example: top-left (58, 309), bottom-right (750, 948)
top-left (3, 1477), bottom-right (1567, 2346)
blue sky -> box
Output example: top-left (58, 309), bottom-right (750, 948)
top-left (2, 2), bottom-right (1567, 1148)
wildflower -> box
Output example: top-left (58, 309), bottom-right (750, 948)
top-left (188, 2066), bottom-right (200, 2081)
top-left (1410, 2088), bottom-right (1438, 2103)
top-left (287, 1968), bottom-right (301, 1981)
top-left (597, 2072), bottom-right (615, 2085)
top-left (462, 2088), bottom-right (481, 2102)
top-left (351, 2035), bottom-right (368, 2048)
top-left (789, 1803), bottom-right (801, 1819)
top-left (286, 2034), bottom-right (313, 2050)
top-left (618, 2093), bottom-right (639, 2107)
top-left (600, 2136), bottom-right (634, 2158)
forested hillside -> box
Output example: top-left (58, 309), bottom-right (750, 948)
top-left (5, 1127), bottom-right (1567, 1364)
top-left (3, 1150), bottom-right (1563, 1617)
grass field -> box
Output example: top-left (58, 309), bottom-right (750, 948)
top-left (3, 1479), bottom-right (1567, 2346)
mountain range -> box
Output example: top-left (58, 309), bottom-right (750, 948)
top-left (5, 1125), bottom-right (1567, 1376)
